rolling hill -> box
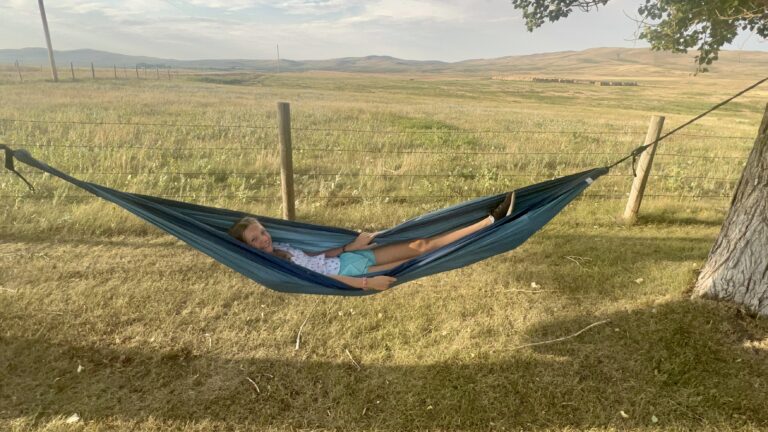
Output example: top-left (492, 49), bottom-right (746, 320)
top-left (1, 47), bottom-right (766, 77)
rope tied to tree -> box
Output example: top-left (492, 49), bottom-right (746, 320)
top-left (608, 75), bottom-right (768, 173)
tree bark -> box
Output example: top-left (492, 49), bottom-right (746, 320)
top-left (693, 104), bottom-right (768, 316)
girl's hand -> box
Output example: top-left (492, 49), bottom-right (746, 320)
top-left (364, 276), bottom-right (396, 291)
top-left (345, 232), bottom-right (377, 252)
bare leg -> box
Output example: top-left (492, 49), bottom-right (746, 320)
top-left (368, 258), bottom-right (410, 272)
top-left (372, 216), bottom-right (493, 265)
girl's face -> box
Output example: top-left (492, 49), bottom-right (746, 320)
top-left (242, 222), bottom-right (273, 253)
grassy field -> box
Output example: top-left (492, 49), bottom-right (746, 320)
top-left (1, 67), bottom-right (768, 431)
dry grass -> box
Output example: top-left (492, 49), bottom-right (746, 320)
top-left (1, 69), bottom-right (767, 431)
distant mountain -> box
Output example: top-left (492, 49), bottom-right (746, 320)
top-left (1, 47), bottom-right (766, 77)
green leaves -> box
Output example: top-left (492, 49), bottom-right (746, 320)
top-left (511, 0), bottom-right (611, 31)
top-left (510, 0), bottom-right (768, 72)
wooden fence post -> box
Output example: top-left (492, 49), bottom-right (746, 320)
top-left (114, 65), bottom-right (117, 79)
top-left (277, 102), bottom-right (296, 220)
top-left (15, 61), bottom-right (22, 82)
top-left (156, 66), bottom-right (159, 79)
top-left (70, 62), bottom-right (75, 80)
top-left (135, 65), bottom-right (139, 79)
top-left (90, 62), bottom-right (95, 79)
top-left (623, 115), bottom-right (665, 223)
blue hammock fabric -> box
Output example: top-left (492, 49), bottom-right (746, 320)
top-left (7, 148), bottom-right (607, 296)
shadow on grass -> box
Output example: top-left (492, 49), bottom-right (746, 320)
top-left (634, 212), bottom-right (726, 227)
top-left (2, 301), bottom-right (766, 430)
top-left (543, 233), bottom-right (714, 263)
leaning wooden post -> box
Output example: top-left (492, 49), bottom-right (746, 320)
top-left (623, 115), bottom-right (665, 223)
top-left (90, 62), bottom-right (95, 79)
top-left (277, 102), bottom-right (296, 220)
top-left (70, 62), bottom-right (75, 80)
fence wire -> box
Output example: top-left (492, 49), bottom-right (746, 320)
top-left (0, 117), bottom-right (754, 139)
top-left (2, 142), bottom-right (748, 161)
top-left (0, 115), bottom-right (751, 204)
top-left (0, 193), bottom-right (733, 201)
top-left (0, 170), bottom-right (740, 182)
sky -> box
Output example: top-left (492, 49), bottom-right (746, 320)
top-left (0, 0), bottom-right (765, 61)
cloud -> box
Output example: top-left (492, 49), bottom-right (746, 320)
top-left (183, 0), bottom-right (358, 15)
top-left (352, 0), bottom-right (464, 23)
top-left (2, 0), bottom-right (762, 62)
top-left (184, 0), bottom-right (258, 12)
top-left (4, 0), bottom-right (31, 9)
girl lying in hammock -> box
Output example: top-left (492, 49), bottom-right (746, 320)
top-left (229, 193), bottom-right (514, 291)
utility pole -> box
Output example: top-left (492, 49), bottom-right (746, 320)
top-left (37, 0), bottom-right (58, 82)
top-left (15, 60), bottom-right (23, 82)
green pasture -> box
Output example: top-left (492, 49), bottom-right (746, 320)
top-left (1, 70), bottom-right (767, 431)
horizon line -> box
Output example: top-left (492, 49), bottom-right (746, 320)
top-left (5, 46), bottom-right (767, 64)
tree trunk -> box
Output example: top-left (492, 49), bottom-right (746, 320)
top-left (693, 104), bottom-right (768, 316)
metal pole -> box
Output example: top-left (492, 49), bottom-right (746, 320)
top-left (37, 0), bottom-right (58, 82)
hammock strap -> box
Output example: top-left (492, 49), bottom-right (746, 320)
top-left (607, 75), bottom-right (768, 171)
top-left (0, 144), bottom-right (35, 192)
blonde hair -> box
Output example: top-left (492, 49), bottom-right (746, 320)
top-left (228, 216), bottom-right (291, 260)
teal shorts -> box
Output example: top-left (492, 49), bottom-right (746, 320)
top-left (338, 250), bottom-right (376, 276)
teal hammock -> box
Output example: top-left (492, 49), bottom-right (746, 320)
top-left (3, 146), bottom-right (607, 296)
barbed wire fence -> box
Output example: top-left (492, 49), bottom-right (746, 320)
top-left (6, 62), bottom-right (177, 82)
top-left (0, 110), bottom-right (753, 215)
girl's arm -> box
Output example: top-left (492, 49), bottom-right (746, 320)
top-left (308, 232), bottom-right (378, 257)
top-left (310, 245), bottom-right (344, 257)
top-left (329, 275), bottom-right (396, 291)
